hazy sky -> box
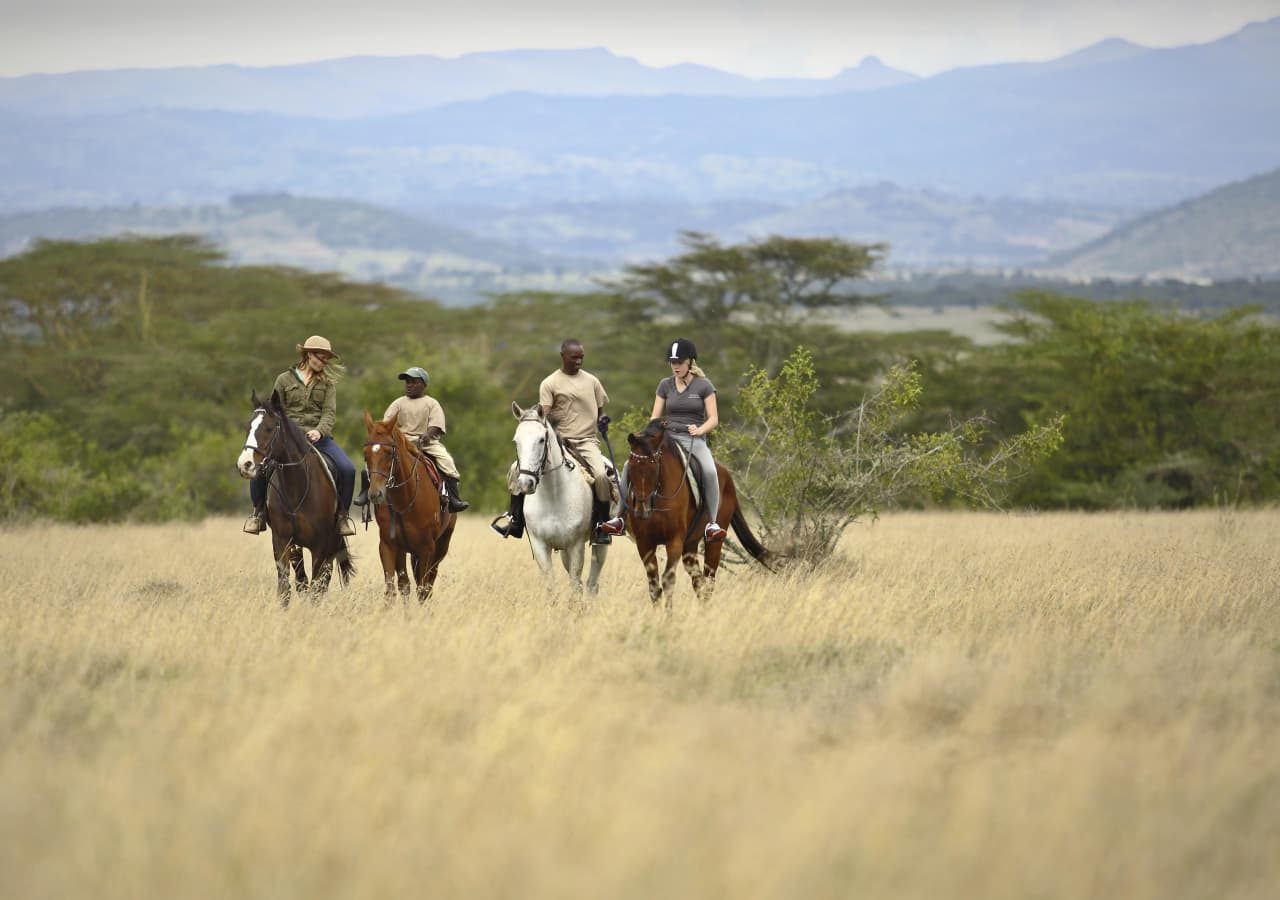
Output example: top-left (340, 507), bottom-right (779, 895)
top-left (3, 0), bottom-right (1278, 78)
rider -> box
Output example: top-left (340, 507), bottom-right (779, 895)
top-left (491, 338), bottom-right (615, 543)
top-left (354, 365), bottom-right (470, 513)
top-left (243, 334), bottom-right (357, 537)
top-left (601, 337), bottom-right (727, 542)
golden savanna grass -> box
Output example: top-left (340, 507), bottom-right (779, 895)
top-left (2, 510), bottom-right (1277, 899)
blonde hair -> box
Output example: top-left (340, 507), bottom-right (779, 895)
top-left (298, 351), bottom-right (345, 385)
top-left (690, 362), bottom-right (707, 379)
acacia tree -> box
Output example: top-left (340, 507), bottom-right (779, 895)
top-left (717, 346), bottom-right (1064, 565)
top-left (605, 231), bottom-right (886, 371)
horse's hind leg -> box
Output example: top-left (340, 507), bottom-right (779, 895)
top-left (290, 543), bottom-right (308, 593)
top-left (312, 551), bottom-right (335, 595)
top-left (681, 550), bottom-right (707, 601)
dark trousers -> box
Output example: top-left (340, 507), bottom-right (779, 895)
top-left (248, 436), bottom-right (356, 512)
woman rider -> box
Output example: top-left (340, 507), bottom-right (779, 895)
top-left (600, 338), bottom-right (727, 542)
top-left (243, 335), bottom-right (357, 537)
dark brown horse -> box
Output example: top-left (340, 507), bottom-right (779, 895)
top-left (362, 410), bottom-right (457, 602)
top-left (622, 419), bottom-right (771, 606)
top-left (237, 390), bottom-right (355, 604)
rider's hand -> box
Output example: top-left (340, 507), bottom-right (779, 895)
top-left (687, 424), bottom-right (699, 436)
top-left (306, 429), bottom-right (321, 443)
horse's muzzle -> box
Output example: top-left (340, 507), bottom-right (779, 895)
top-left (236, 449), bottom-right (258, 479)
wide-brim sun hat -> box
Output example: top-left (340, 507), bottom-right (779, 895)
top-left (297, 335), bottom-right (337, 357)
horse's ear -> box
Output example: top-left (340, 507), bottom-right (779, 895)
top-left (270, 390), bottom-right (283, 411)
top-left (251, 389), bottom-right (262, 407)
top-left (363, 409), bottom-right (375, 430)
top-left (512, 401), bottom-right (523, 419)
top-left (627, 433), bottom-right (642, 449)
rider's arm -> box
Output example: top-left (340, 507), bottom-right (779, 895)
top-left (317, 380), bottom-right (337, 437)
top-left (693, 392), bottom-right (719, 437)
top-left (421, 426), bottom-right (444, 444)
top-left (649, 394), bottom-right (665, 420)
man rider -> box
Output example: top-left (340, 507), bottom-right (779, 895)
top-left (491, 338), bottom-right (615, 543)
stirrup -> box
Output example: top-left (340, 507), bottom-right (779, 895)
top-left (338, 515), bottom-right (356, 537)
top-left (242, 512), bottom-right (266, 534)
top-left (600, 516), bottom-right (626, 536)
top-left (490, 515), bottom-right (523, 539)
top-left (704, 522), bottom-right (727, 542)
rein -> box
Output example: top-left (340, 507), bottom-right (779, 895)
top-left (363, 436), bottom-right (425, 512)
top-left (629, 440), bottom-right (689, 507)
top-left (250, 408), bottom-right (320, 520)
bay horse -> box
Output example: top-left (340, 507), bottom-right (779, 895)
top-left (237, 390), bottom-right (355, 604)
top-left (509, 402), bottom-right (608, 595)
top-left (622, 418), bottom-right (771, 606)
top-left (362, 410), bottom-right (457, 602)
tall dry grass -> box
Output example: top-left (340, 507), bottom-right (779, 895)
top-left (1, 510), bottom-right (1277, 899)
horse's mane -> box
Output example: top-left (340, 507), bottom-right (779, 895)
top-left (637, 418), bottom-right (677, 453)
top-left (268, 392), bottom-right (316, 458)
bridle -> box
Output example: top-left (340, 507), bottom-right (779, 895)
top-left (515, 418), bottom-right (572, 489)
top-left (628, 435), bottom-right (688, 509)
top-left (363, 432), bottom-right (424, 510)
top-left (245, 406), bottom-right (313, 512)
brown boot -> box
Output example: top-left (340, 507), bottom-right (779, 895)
top-left (338, 513), bottom-right (357, 537)
top-left (243, 508), bottom-right (266, 534)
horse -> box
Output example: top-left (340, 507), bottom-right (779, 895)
top-left (509, 402), bottom-right (608, 595)
top-left (362, 410), bottom-right (457, 602)
top-left (621, 418), bottom-right (771, 606)
top-left (237, 390), bottom-right (355, 604)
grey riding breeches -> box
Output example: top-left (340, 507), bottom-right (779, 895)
top-left (616, 433), bottom-right (720, 522)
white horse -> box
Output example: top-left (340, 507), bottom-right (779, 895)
top-left (510, 402), bottom-right (608, 595)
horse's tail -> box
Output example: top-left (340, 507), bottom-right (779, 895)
top-left (335, 539), bottom-right (357, 586)
top-left (730, 507), bottom-right (775, 571)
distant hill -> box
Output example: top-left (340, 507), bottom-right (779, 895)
top-left (725, 182), bottom-right (1127, 266)
top-left (1, 19), bottom-right (1277, 216)
top-left (0, 195), bottom-right (597, 304)
top-left (1041, 167), bottom-right (1280, 280)
top-left (0, 49), bottom-right (917, 118)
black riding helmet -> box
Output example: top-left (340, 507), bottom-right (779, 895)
top-left (666, 338), bottom-right (697, 361)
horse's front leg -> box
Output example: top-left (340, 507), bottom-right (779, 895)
top-left (561, 541), bottom-right (586, 597)
top-left (661, 537), bottom-right (684, 609)
top-left (272, 533), bottom-right (293, 607)
top-left (529, 537), bottom-right (559, 595)
top-left (586, 543), bottom-right (608, 596)
top-left (638, 545), bottom-right (663, 605)
top-left (379, 540), bottom-right (402, 602)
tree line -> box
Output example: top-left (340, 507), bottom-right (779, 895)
top-left (1, 234), bottom-right (1276, 538)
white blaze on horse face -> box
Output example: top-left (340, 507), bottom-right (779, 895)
top-left (237, 411), bottom-right (265, 477)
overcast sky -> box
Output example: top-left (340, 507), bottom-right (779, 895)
top-left (3, 0), bottom-right (1278, 79)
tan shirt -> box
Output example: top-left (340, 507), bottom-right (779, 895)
top-left (382, 395), bottom-right (446, 441)
top-left (539, 368), bottom-right (607, 441)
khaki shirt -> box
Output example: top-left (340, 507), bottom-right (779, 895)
top-left (382, 394), bottom-right (446, 441)
top-left (539, 368), bottom-right (607, 441)
top-left (273, 368), bottom-right (336, 436)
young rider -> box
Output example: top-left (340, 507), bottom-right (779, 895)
top-left (354, 366), bottom-right (469, 513)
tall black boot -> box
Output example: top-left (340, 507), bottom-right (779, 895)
top-left (490, 493), bottom-right (525, 538)
top-left (591, 498), bottom-right (612, 545)
top-left (353, 469), bottom-right (370, 507)
top-left (444, 476), bottom-right (470, 512)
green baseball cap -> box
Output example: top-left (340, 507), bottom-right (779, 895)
top-left (398, 366), bottom-right (429, 384)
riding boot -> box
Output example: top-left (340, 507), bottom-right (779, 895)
top-left (242, 506), bottom-right (266, 534)
top-left (591, 498), bottom-right (612, 545)
top-left (490, 494), bottom-right (525, 539)
top-left (337, 509), bottom-right (357, 537)
top-left (353, 469), bottom-right (370, 507)
top-left (444, 476), bottom-right (470, 512)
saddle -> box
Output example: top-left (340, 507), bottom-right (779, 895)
top-left (669, 442), bottom-right (703, 509)
top-left (406, 439), bottom-right (444, 490)
top-left (564, 442), bottom-right (619, 502)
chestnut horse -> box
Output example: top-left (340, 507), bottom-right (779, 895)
top-left (237, 390), bottom-right (355, 604)
top-left (622, 419), bottom-right (771, 606)
top-left (362, 410), bottom-right (457, 602)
